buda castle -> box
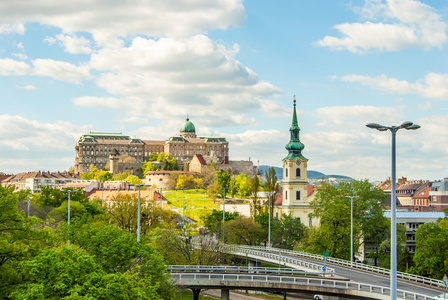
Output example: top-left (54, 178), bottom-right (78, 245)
top-left (74, 118), bottom-right (229, 174)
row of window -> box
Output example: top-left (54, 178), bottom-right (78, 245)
top-left (284, 190), bottom-right (301, 201)
top-left (285, 168), bottom-right (301, 177)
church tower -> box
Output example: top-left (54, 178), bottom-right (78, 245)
top-left (279, 97), bottom-right (316, 227)
top-left (282, 97), bottom-right (308, 206)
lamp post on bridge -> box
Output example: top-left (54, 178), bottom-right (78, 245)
top-left (222, 187), bottom-right (227, 243)
top-left (63, 189), bottom-right (71, 248)
top-left (135, 184), bottom-right (144, 242)
top-left (366, 121), bottom-right (420, 300)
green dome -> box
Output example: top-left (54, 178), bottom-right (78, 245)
top-left (180, 118), bottom-right (196, 133)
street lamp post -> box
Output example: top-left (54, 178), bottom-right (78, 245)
top-left (182, 188), bottom-right (186, 237)
top-left (135, 184), bottom-right (143, 242)
top-left (222, 188), bottom-right (227, 243)
top-left (268, 192), bottom-right (273, 249)
top-left (345, 195), bottom-right (359, 266)
top-left (367, 121), bottom-right (420, 300)
top-left (160, 187), bottom-right (163, 223)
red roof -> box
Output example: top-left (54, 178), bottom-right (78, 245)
top-left (194, 154), bottom-right (207, 165)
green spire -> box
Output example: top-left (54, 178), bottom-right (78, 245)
top-left (285, 96), bottom-right (307, 160)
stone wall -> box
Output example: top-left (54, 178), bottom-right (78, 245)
top-left (215, 160), bottom-right (258, 177)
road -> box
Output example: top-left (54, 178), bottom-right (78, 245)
top-left (279, 252), bottom-right (443, 298)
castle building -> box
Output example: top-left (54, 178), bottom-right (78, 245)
top-left (74, 117), bottom-right (229, 174)
top-left (274, 98), bottom-right (318, 227)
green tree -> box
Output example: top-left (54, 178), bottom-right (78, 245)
top-left (216, 170), bottom-right (231, 198)
top-left (10, 247), bottom-right (172, 300)
top-left (141, 161), bottom-right (156, 174)
top-left (148, 153), bottom-right (158, 161)
top-left (410, 219), bottom-right (448, 279)
top-left (228, 175), bottom-right (238, 198)
top-left (96, 170), bottom-right (114, 182)
top-left (264, 167), bottom-right (280, 216)
top-left (79, 164), bottom-right (100, 180)
top-left (310, 180), bottom-right (388, 261)
top-left (0, 186), bottom-right (47, 296)
top-left (114, 171), bottom-right (133, 181)
top-left (235, 173), bottom-right (250, 197)
top-left (224, 217), bottom-right (263, 245)
top-left (200, 209), bottom-right (238, 234)
top-left (176, 174), bottom-right (203, 189)
top-left (249, 176), bottom-right (262, 217)
top-left (124, 175), bottom-right (142, 185)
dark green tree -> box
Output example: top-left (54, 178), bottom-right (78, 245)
top-left (264, 167), bottom-right (280, 216)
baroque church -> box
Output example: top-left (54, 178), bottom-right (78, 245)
top-left (274, 99), bottom-right (318, 227)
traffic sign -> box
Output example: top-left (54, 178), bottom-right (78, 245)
top-left (322, 266), bottom-right (327, 272)
top-left (323, 251), bottom-right (329, 257)
top-left (323, 256), bottom-right (327, 261)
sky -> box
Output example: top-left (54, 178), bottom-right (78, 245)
top-left (0, 0), bottom-right (447, 182)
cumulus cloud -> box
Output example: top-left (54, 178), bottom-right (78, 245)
top-left (86, 35), bottom-right (281, 122)
top-left (340, 73), bottom-right (448, 100)
top-left (0, 58), bottom-right (92, 83)
top-left (45, 34), bottom-right (92, 54)
top-left (16, 85), bottom-right (37, 90)
top-left (0, 0), bottom-right (246, 45)
top-left (0, 23), bottom-right (25, 34)
top-left (315, 0), bottom-right (447, 53)
top-left (0, 115), bottom-right (93, 172)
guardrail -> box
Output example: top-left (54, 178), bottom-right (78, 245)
top-left (233, 245), bottom-right (444, 288)
top-left (167, 265), bottom-right (325, 277)
top-left (171, 272), bottom-right (436, 300)
top-left (224, 244), bottom-right (335, 274)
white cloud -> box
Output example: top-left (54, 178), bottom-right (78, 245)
top-left (16, 85), bottom-right (37, 90)
top-left (0, 0), bottom-right (246, 44)
top-left (316, 0), bottom-right (447, 53)
top-left (32, 59), bottom-right (92, 84)
top-left (45, 34), bottom-right (92, 54)
top-left (260, 100), bottom-right (290, 118)
top-left (0, 58), bottom-right (31, 75)
top-left (12, 53), bottom-right (28, 60)
top-left (0, 23), bottom-right (25, 34)
top-left (340, 73), bottom-right (448, 100)
top-left (87, 35), bottom-right (280, 124)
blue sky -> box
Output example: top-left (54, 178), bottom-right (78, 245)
top-left (0, 0), bottom-right (447, 181)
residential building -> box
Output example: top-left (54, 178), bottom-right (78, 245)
top-left (1, 171), bottom-right (81, 191)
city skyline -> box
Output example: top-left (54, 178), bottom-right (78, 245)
top-left (0, 0), bottom-right (447, 181)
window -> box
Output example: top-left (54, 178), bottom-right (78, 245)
top-left (285, 168), bottom-right (288, 177)
top-left (296, 191), bottom-right (301, 200)
top-left (285, 191), bottom-right (288, 200)
top-left (296, 168), bottom-right (300, 177)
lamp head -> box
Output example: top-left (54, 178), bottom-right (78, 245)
top-left (400, 121), bottom-right (413, 128)
top-left (366, 123), bottom-right (387, 131)
top-left (406, 124), bottom-right (421, 130)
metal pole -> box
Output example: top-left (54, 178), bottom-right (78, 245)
top-left (351, 196), bottom-right (353, 265)
top-left (391, 128), bottom-right (397, 300)
top-left (27, 195), bottom-right (30, 218)
top-left (160, 187), bottom-right (163, 223)
top-left (268, 192), bottom-right (271, 249)
top-left (136, 184), bottom-right (143, 242)
top-left (67, 190), bottom-right (71, 248)
top-left (101, 183), bottom-right (104, 207)
top-left (182, 189), bottom-right (185, 237)
top-left (222, 188), bottom-right (226, 243)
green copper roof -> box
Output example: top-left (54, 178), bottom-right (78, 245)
top-left (285, 98), bottom-right (307, 160)
top-left (180, 117), bottom-right (196, 133)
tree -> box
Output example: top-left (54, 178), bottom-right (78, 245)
top-left (10, 246), bottom-right (173, 300)
top-left (176, 174), bottom-right (202, 190)
top-left (141, 161), bottom-right (156, 174)
top-left (206, 182), bottom-right (219, 203)
top-left (310, 180), bottom-right (388, 261)
top-left (0, 187), bottom-right (46, 296)
top-left (79, 164), bottom-right (100, 179)
top-left (235, 173), bottom-right (250, 197)
top-left (228, 175), bottom-right (238, 198)
top-left (224, 217), bottom-right (263, 245)
top-left (200, 209), bottom-right (238, 234)
top-left (124, 175), bottom-right (142, 185)
top-left (264, 167), bottom-right (280, 216)
top-left (305, 203), bottom-right (359, 259)
top-left (148, 228), bottom-right (231, 266)
top-left (100, 193), bottom-right (161, 235)
top-left (216, 170), bottom-right (230, 198)
top-left (249, 176), bottom-right (262, 217)
top-left (410, 219), bottom-right (448, 279)
top-left (96, 170), bottom-right (114, 182)
top-left (114, 171), bottom-right (133, 181)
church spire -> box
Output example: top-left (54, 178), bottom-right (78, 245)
top-left (285, 96), bottom-right (307, 160)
